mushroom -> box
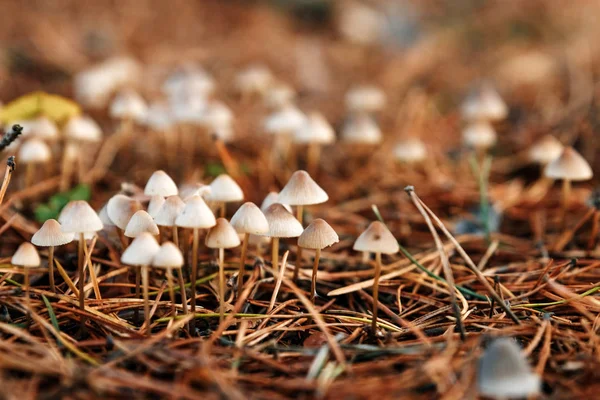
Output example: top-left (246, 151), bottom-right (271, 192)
top-left (107, 194), bottom-right (143, 247)
top-left (260, 191), bottom-right (292, 213)
top-left (230, 202), bottom-right (269, 297)
top-left (353, 221), bottom-right (399, 333)
top-left (59, 200), bottom-right (103, 327)
top-left (478, 338), bottom-right (540, 399)
top-left (298, 219), bottom-right (339, 302)
top-left (29, 116), bottom-right (59, 141)
top-left (341, 114), bottom-right (382, 145)
top-left (205, 218), bottom-right (241, 322)
top-left (528, 135), bottom-right (564, 169)
top-left (264, 106), bottom-right (306, 169)
top-left (235, 64), bottom-right (273, 98)
top-left (262, 204), bottom-right (303, 273)
top-left (31, 219), bottom-right (74, 293)
top-left (264, 82), bottom-right (296, 110)
top-left (12, 242), bottom-right (41, 308)
top-left (121, 233), bottom-right (161, 333)
top-left (154, 195), bottom-right (185, 246)
top-left (206, 174), bottom-right (244, 218)
top-left (277, 170), bottom-right (329, 279)
top-left (18, 138), bottom-right (51, 187)
top-left (175, 195), bottom-right (216, 325)
top-left (147, 195), bottom-right (166, 218)
top-left (393, 137), bottom-right (427, 164)
top-left (293, 112), bottom-right (336, 176)
top-left (462, 120), bottom-right (497, 159)
top-left (345, 85), bottom-right (386, 114)
top-left (461, 83), bottom-right (508, 122)
top-left (544, 147), bottom-right (593, 223)
top-left (62, 116), bottom-right (102, 190)
top-left (152, 242), bottom-right (185, 320)
top-left (163, 64), bottom-right (215, 101)
top-left (109, 89), bottom-right (148, 128)
top-left (144, 170), bottom-right (179, 197)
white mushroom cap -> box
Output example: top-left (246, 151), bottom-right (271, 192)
top-left (341, 114), bottom-right (382, 144)
top-left (12, 242), bottom-right (41, 268)
top-left (345, 85), bottom-right (386, 113)
top-left (264, 106), bottom-right (306, 135)
top-left (298, 219), bottom-right (339, 250)
top-left (353, 221), bottom-right (399, 254)
top-left (163, 65), bottom-right (215, 99)
top-left (277, 170), bottom-right (328, 206)
top-left (262, 203), bottom-right (304, 238)
top-left (206, 174), bottom-right (244, 203)
top-left (294, 112), bottom-right (336, 144)
top-left (121, 232), bottom-right (160, 266)
top-left (205, 218), bottom-right (241, 249)
top-left (144, 101), bottom-right (173, 131)
top-left (230, 202), bottom-right (269, 235)
top-left (393, 137), bottom-right (427, 163)
top-left (478, 338), bottom-right (541, 399)
top-left (529, 135), bottom-right (564, 165)
top-left (64, 116), bottom-right (102, 142)
top-left (98, 204), bottom-right (115, 228)
top-left (18, 139), bottom-right (51, 163)
top-left (30, 116), bottom-right (59, 140)
top-left (59, 200), bottom-right (103, 233)
top-left (175, 195), bottom-right (216, 229)
top-left (152, 241), bottom-right (184, 269)
top-left (462, 83), bottom-right (508, 122)
top-left (147, 195), bottom-right (166, 218)
top-left (462, 120), bottom-right (497, 150)
top-left (125, 210), bottom-right (159, 238)
top-left (260, 192), bottom-right (292, 213)
top-left (106, 194), bottom-right (143, 230)
top-left (144, 170), bottom-right (178, 197)
top-left (235, 65), bottom-right (273, 95)
top-left (264, 82), bottom-right (296, 109)
top-left (31, 219), bottom-right (74, 247)
top-left (179, 183), bottom-right (211, 201)
top-left (109, 89), bottom-right (148, 122)
top-left (544, 147), bottom-right (593, 181)
top-left (197, 101), bottom-right (233, 128)
top-left (154, 195), bottom-right (185, 227)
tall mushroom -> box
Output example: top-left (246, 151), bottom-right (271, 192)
top-left (31, 219), bottom-right (74, 293)
top-left (12, 242), bottom-right (41, 309)
top-left (293, 112), bottom-right (336, 176)
top-left (107, 194), bottom-right (143, 247)
top-left (147, 195), bottom-right (166, 218)
top-left (175, 195), bottom-right (216, 327)
top-left (121, 232), bottom-right (160, 333)
top-left (206, 174), bottom-right (244, 218)
top-left (230, 202), bottom-right (269, 297)
top-left (277, 170), bottom-right (328, 279)
top-left (262, 204), bottom-right (303, 273)
top-left (353, 221), bottom-right (399, 333)
top-left (152, 242), bottom-right (185, 320)
top-left (461, 83), bottom-right (508, 122)
top-left (18, 138), bottom-right (52, 188)
top-left (62, 116), bottom-right (102, 190)
top-left (205, 218), bottom-right (241, 322)
top-left (154, 195), bottom-right (185, 246)
top-left (298, 219), bottom-right (339, 302)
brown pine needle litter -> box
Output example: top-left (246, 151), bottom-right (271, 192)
top-left (2, 1), bottom-right (600, 398)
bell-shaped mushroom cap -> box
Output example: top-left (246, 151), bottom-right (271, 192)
top-left (263, 203), bottom-right (304, 238)
top-left (143, 101), bottom-right (173, 131)
top-left (230, 202), bottom-right (269, 235)
top-left (31, 116), bottom-right (59, 140)
top-left (264, 106), bottom-right (306, 135)
top-left (121, 232), bottom-right (160, 266)
top-left (544, 147), bottom-right (593, 181)
top-left (175, 195), bottom-right (216, 229)
top-left (260, 192), bottom-right (292, 213)
top-left (107, 194), bottom-right (143, 230)
top-left (60, 200), bottom-right (103, 233)
top-left (163, 64), bottom-right (215, 99)
top-left (18, 139), bottom-right (52, 163)
top-left (152, 242), bottom-right (184, 269)
top-left (529, 135), bottom-right (564, 165)
top-left (345, 85), bottom-right (386, 113)
top-left (98, 204), bottom-right (115, 227)
top-left (235, 64), bottom-right (273, 95)
top-left (206, 174), bottom-right (244, 203)
top-left (298, 219), bottom-right (339, 250)
top-left (341, 114), bottom-right (382, 144)
top-left (147, 195), bottom-right (166, 218)
top-left (462, 120), bottom-right (497, 150)
top-left (12, 242), bottom-right (41, 268)
top-left (125, 210), bottom-right (159, 238)
top-left (64, 116), bottom-right (102, 142)
top-left (264, 82), bottom-right (295, 109)
top-left (461, 83), bottom-right (508, 122)
top-left (109, 89), bottom-right (148, 122)
top-left (205, 218), bottom-right (241, 249)
top-left (154, 195), bottom-right (185, 227)
top-left (393, 137), bottom-right (427, 163)
top-left (294, 112), bottom-right (336, 144)
top-left (353, 221), bottom-right (399, 254)
top-left (144, 170), bottom-right (178, 197)
top-left (32, 219), bottom-right (74, 247)
top-left (278, 170), bottom-right (328, 206)
top-left (478, 338), bottom-right (541, 399)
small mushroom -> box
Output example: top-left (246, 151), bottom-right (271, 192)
top-left (31, 219), bottom-right (74, 293)
top-left (152, 242), bottom-right (185, 320)
top-left (154, 195), bottom-right (185, 246)
top-left (206, 174), bottom-right (244, 218)
top-left (12, 242), bottom-right (41, 310)
top-left (262, 204), bottom-right (303, 273)
top-left (18, 138), bottom-right (51, 187)
top-left (293, 113), bottom-right (336, 176)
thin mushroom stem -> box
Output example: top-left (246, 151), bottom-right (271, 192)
top-left (134, 266), bottom-right (141, 323)
top-left (166, 267), bottom-right (176, 318)
top-left (237, 233), bottom-right (249, 298)
top-left (190, 228), bottom-right (199, 330)
top-left (24, 268), bottom-right (31, 310)
top-left (59, 142), bottom-right (75, 192)
top-left (307, 142), bottom-right (321, 177)
top-left (141, 264), bottom-right (150, 334)
top-left (115, 227), bottom-right (128, 249)
top-left (371, 252), bottom-right (382, 333)
top-left (48, 246), bottom-right (55, 293)
top-left (310, 248), bottom-right (321, 303)
top-left (561, 179), bottom-right (571, 229)
top-left (293, 205), bottom-right (304, 281)
top-left (272, 237), bottom-right (280, 272)
top-left (172, 226), bottom-right (179, 248)
top-left (24, 163), bottom-right (34, 188)
top-left (176, 268), bottom-right (189, 327)
top-left (220, 202), bottom-right (226, 218)
top-left (78, 233), bottom-right (86, 330)
top-left (218, 247), bottom-right (225, 323)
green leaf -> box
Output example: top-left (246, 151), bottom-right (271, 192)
top-left (205, 162), bottom-right (226, 177)
top-left (42, 295), bottom-right (61, 345)
top-left (34, 184), bottom-right (91, 223)
top-left (34, 204), bottom-right (58, 222)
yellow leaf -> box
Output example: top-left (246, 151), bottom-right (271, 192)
top-left (0, 91), bottom-right (81, 125)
